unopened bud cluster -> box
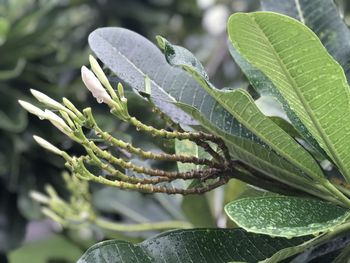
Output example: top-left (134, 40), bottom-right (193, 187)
top-left (19, 55), bottom-right (232, 195)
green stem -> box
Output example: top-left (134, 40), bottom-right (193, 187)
top-left (323, 181), bottom-right (350, 208)
top-left (94, 217), bottom-right (192, 232)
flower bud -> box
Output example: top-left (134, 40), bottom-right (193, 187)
top-left (30, 89), bottom-right (66, 111)
top-left (30, 191), bottom-right (50, 204)
top-left (33, 135), bottom-right (63, 155)
top-left (18, 100), bottom-right (46, 119)
top-left (89, 56), bottom-right (109, 88)
top-left (81, 66), bottom-right (114, 106)
top-left (44, 110), bottom-right (72, 136)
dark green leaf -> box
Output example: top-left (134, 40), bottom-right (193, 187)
top-left (77, 228), bottom-right (309, 263)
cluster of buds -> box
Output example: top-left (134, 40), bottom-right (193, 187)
top-left (19, 55), bottom-right (234, 195)
top-left (30, 172), bottom-right (92, 228)
top-left (30, 173), bottom-right (192, 232)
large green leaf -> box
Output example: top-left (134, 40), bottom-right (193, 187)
top-left (77, 228), bottom-right (310, 263)
top-left (228, 12), bottom-right (350, 182)
top-left (228, 44), bottom-right (327, 158)
top-left (261, 0), bottom-right (350, 82)
top-left (89, 27), bottom-right (326, 196)
top-left (157, 36), bottom-right (326, 183)
top-left (225, 196), bottom-right (350, 238)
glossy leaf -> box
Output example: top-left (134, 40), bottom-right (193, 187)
top-left (228, 37), bottom-right (327, 158)
top-left (225, 196), bottom-right (350, 238)
top-left (158, 37), bottom-right (325, 183)
top-left (176, 102), bottom-right (325, 197)
top-left (88, 27), bottom-right (196, 125)
top-left (228, 12), bottom-right (350, 181)
top-left (77, 228), bottom-right (309, 263)
top-left (89, 27), bottom-right (320, 194)
top-left (261, 0), bottom-right (350, 82)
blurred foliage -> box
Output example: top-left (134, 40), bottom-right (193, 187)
top-left (0, 0), bottom-right (258, 259)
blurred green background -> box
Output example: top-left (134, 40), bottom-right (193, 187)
top-left (0, 0), bottom-right (349, 262)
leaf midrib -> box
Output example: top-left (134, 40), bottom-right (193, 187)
top-left (249, 14), bottom-right (347, 181)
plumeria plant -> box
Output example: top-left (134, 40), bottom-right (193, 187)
top-left (19, 0), bottom-right (350, 262)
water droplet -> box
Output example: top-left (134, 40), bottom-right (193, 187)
top-left (97, 98), bottom-right (103, 103)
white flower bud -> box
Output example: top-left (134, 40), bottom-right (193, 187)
top-left (89, 55), bottom-right (110, 89)
top-left (30, 190), bottom-right (50, 204)
top-left (44, 110), bottom-right (72, 136)
top-left (30, 89), bottom-right (66, 111)
top-left (33, 135), bottom-right (63, 155)
top-left (81, 66), bottom-right (114, 106)
top-left (18, 100), bottom-right (46, 119)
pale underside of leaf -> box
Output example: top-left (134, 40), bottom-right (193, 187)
top-left (228, 12), bottom-right (350, 181)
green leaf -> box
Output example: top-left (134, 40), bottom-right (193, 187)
top-left (88, 27), bottom-right (196, 125)
top-left (228, 38), bottom-right (327, 158)
top-left (0, 17), bottom-right (9, 46)
top-left (158, 37), bottom-right (326, 183)
top-left (77, 228), bottom-right (310, 263)
top-left (261, 0), bottom-right (350, 82)
top-left (269, 116), bottom-right (301, 139)
top-left (176, 102), bottom-right (328, 198)
top-left (225, 196), bottom-right (350, 238)
top-left (9, 234), bottom-right (85, 263)
top-left (228, 12), bottom-right (350, 182)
